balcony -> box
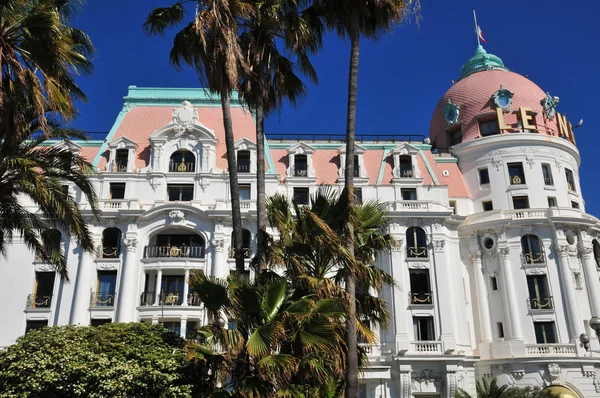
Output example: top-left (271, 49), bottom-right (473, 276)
top-left (528, 296), bottom-right (554, 311)
top-left (395, 167), bottom-right (415, 178)
top-left (98, 245), bottom-right (120, 259)
top-left (168, 161), bottom-right (195, 173)
top-left (238, 164), bottom-right (250, 173)
top-left (139, 292), bottom-right (201, 306)
top-left (408, 341), bottom-right (443, 354)
top-left (144, 245), bottom-right (205, 259)
top-left (97, 199), bottom-right (142, 211)
top-left (26, 294), bottom-right (52, 309)
top-left (521, 251), bottom-right (546, 265)
top-left (410, 292), bottom-right (433, 305)
top-left (291, 166), bottom-right (308, 177)
top-left (567, 181), bottom-right (575, 192)
top-left (544, 177), bottom-right (554, 186)
top-left (525, 344), bottom-right (576, 356)
top-left (510, 174), bottom-right (526, 185)
top-left (359, 343), bottom-right (382, 356)
top-left (229, 247), bottom-right (252, 259)
top-left (407, 246), bottom-right (428, 259)
top-left (91, 292), bottom-right (116, 307)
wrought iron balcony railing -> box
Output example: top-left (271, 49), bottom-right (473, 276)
top-left (168, 162), bottom-right (195, 172)
top-left (188, 293), bottom-right (201, 306)
top-left (567, 181), bottom-right (575, 191)
top-left (544, 177), bottom-right (554, 186)
top-left (139, 292), bottom-right (201, 307)
top-left (395, 167), bottom-right (415, 178)
top-left (140, 292), bottom-right (155, 306)
top-left (238, 164), bottom-right (250, 173)
top-left (144, 245), bottom-right (204, 259)
top-left (510, 174), bottom-right (525, 185)
top-left (410, 292), bottom-right (433, 305)
top-left (521, 251), bottom-right (546, 265)
top-left (26, 294), bottom-right (52, 309)
top-left (229, 247), bottom-right (251, 259)
top-left (160, 292), bottom-right (183, 306)
top-left (98, 245), bottom-right (120, 259)
top-left (91, 292), bottom-right (116, 307)
top-left (528, 296), bottom-right (554, 310)
top-left (293, 167), bottom-right (308, 177)
top-left (407, 246), bottom-right (428, 258)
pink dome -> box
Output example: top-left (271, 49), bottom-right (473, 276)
top-left (429, 69), bottom-right (559, 149)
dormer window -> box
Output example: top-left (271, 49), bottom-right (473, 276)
top-left (338, 144), bottom-right (367, 180)
top-left (106, 136), bottom-right (137, 173)
top-left (353, 155), bottom-right (360, 177)
top-left (391, 143), bottom-right (420, 179)
top-left (115, 150), bottom-right (128, 172)
top-left (287, 142), bottom-right (316, 179)
top-left (169, 150), bottom-right (195, 172)
top-left (294, 154), bottom-right (308, 177)
top-left (237, 150), bottom-right (251, 173)
top-left (399, 155), bottom-right (414, 178)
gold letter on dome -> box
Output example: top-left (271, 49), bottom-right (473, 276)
top-left (519, 107), bottom-right (536, 130)
top-left (556, 112), bottom-right (573, 142)
top-left (496, 108), bottom-right (511, 130)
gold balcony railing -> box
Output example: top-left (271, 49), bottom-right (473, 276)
top-left (407, 246), bottom-right (428, 258)
top-left (144, 245), bottom-right (204, 259)
top-left (229, 247), bottom-right (251, 259)
top-left (26, 294), bottom-right (52, 308)
top-left (91, 292), bottom-right (116, 307)
top-left (410, 292), bottom-right (432, 304)
top-left (528, 296), bottom-right (554, 310)
top-left (522, 251), bottom-right (545, 265)
top-left (168, 161), bottom-right (195, 172)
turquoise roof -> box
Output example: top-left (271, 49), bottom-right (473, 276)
top-left (458, 45), bottom-right (509, 81)
top-left (123, 86), bottom-right (243, 107)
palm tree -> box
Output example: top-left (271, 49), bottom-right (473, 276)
top-left (0, 0), bottom-right (95, 121)
top-left (0, 101), bottom-right (99, 280)
top-left (267, 187), bottom-right (396, 382)
top-left (186, 270), bottom-right (346, 396)
top-left (238, 0), bottom-right (323, 273)
top-left (456, 377), bottom-right (509, 398)
top-left (314, 1), bottom-right (420, 395)
top-left (144, 0), bottom-right (252, 274)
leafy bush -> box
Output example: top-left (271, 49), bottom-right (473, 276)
top-left (0, 323), bottom-right (202, 398)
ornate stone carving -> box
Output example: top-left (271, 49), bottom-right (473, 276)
top-left (469, 250), bottom-right (482, 263)
top-left (578, 244), bottom-right (593, 259)
top-left (123, 238), bottom-right (138, 252)
top-left (525, 267), bottom-right (546, 275)
top-left (212, 239), bottom-right (225, 253)
top-left (168, 210), bottom-right (186, 224)
top-left (96, 262), bottom-right (118, 271)
top-left (34, 263), bottom-right (56, 272)
top-left (198, 176), bottom-right (211, 192)
top-left (554, 244), bottom-right (570, 256)
top-left (525, 155), bottom-right (535, 169)
top-left (411, 369), bottom-right (444, 393)
top-left (172, 101), bottom-right (199, 136)
top-left (498, 247), bottom-right (510, 258)
top-left (547, 363), bottom-right (561, 385)
top-left (593, 365), bottom-right (600, 393)
top-left (399, 370), bottom-right (411, 397)
top-left (447, 371), bottom-right (458, 398)
top-left (490, 364), bottom-right (516, 386)
top-left (433, 240), bottom-right (445, 252)
top-left (408, 262), bottom-right (429, 270)
top-left (491, 157), bottom-right (503, 171)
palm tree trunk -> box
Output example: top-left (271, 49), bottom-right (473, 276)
top-left (344, 10), bottom-right (361, 398)
top-left (221, 88), bottom-right (245, 275)
top-left (255, 94), bottom-right (267, 273)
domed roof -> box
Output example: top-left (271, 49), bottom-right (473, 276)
top-left (430, 46), bottom-right (560, 149)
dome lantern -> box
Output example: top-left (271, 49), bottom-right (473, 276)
top-left (458, 45), bottom-right (509, 81)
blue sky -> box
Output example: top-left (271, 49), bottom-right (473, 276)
top-left (70, 0), bottom-right (599, 216)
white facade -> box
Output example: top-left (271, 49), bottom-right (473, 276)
top-left (1, 59), bottom-right (600, 397)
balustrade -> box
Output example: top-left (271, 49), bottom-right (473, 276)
top-left (144, 245), bottom-right (205, 259)
top-left (409, 341), bottom-right (443, 354)
top-left (525, 344), bottom-right (576, 356)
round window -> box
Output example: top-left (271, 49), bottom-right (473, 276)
top-left (483, 237), bottom-right (495, 250)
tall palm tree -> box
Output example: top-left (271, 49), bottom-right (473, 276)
top-left (144, 0), bottom-right (252, 274)
top-left (238, 0), bottom-right (323, 272)
top-left (0, 101), bottom-right (99, 280)
top-left (456, 377), bottom-right (509, 398)
top-left (186, 270), bottom-right (346, 396)
top-left (0, 0), bottom-right (95, 122)
top-left (314, 1), bottom-right (420, 395)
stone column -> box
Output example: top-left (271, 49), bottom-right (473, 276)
top-left (115, 237), bottom-right (139, 322)
top-left (180, 317), bottom-right (187, 339)
top-left (391, 242), bottom-right (410, 354)
top-left (470, 250), bottom-right (493, 343)
top-left (555, 244), bottom-right (582, 340)
top-left (211, 239), bottom-right (228, 279)
top-left (498, 247), bottom-right (523, 340)
top-left (579, 244), bottom-right (600, 318)
top-left (69, 236), bottom-right (99, 325)
top-left (183, 268), bottom-right (190, 307)
top-left (154, 269), bottom-right (163, 307)
top-left (431, 239), bottom-right (456, 352)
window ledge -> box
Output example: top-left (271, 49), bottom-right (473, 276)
top-left (507, 184), bottom-right (529, 191)
top-left (543, 186), bottom-right (556, 191)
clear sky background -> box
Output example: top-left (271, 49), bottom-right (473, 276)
top-left (70, 0), bottom-right (599, 216)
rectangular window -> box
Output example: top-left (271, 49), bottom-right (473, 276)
top-left (354, 187), bottom-right (363, 204)
top-left (547, 197), bottom-right (557, 207)
top-left (91, 319), bottom-right (112, 327)
top-left (565, 169), bottom-right (576, 192)
top-left (413, 317), bottom-right (435, 341)
top-left (237, 151), bottom-right (251, 173)
top-left (167, 184), bottom-right (194, 201)
top-left (490, 276), bottom-right (498, 291)
top-left (542, 164), bottom-right (554, 186)
top-left (25, 320), bottom-right (48, 333)
top-left (294, 154), bottom-right (308, 177)
top-left (571, 201), bottom-right (580, 209)
top-left (527, 275), bottom-right (552, 310)
top-left (161, 275), bottom-right (185, 305)
top-left (534, 321), bottom-right (557, 344)
top-left (293, 187), bottom-right (310, 205)
top-left (409, 269), bottom-right (432, 304)
top-left (479, 168), bottom-right (490, 185)
top-left (507, 163), bottom-right (526, 185)
top-left (479, 119), bottom-right (500, 137)
top-left (401, 188), bottom-right (417, 201)
top-left (497, 322), bottom-right (505, 339)
top-left (115, 149), bottom-right (128, 172)
top-left (30, 272), bottom-right (56, 308)
top-left (94, 271), bottom-right (117, 307)
top-left (163, 322), bottom-right (181, 335)
top-left (449, 200), bottom-right (457, 214)
top-left (449, 129), bottom-right (462, 146)
top-left (512, 196), bottom-right (530, 209)
top-left (482, 201), bottom-right (493, 211)
top-left (239, 184), bottom-right (251, 200)
top-left (109, 183), bottom-right (126, 199)
top-left (353, 155), bottom-right (360, 177)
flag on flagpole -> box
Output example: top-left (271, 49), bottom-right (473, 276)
top-left (476, 25), bottom-right (487, 43)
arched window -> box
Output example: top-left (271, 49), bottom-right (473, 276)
top-left (406, 227), bottom-right (427, 258)
top-left (145, 230), bottom-right (205, 258)
top-left (231, 229), bottom-right (251, 258)
top-left (521, 235), bottom-right (544, 264)
top-left (101, 228), bottom-right (121, 258)
top-left (169, 150), bottom-right (195, 172)
top-left (593, 240), bottom-right (600, 269)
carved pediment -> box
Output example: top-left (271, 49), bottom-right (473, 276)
top-left (287, 141), bottom-right (315, 154)
top-left (338, 143), bottom-right (366, 154)
top-left (150, 101), bottom-right (216, 142)
top-left (234, 137), bottom-right (256, 151)
top-left (53, 140), bottom-right (82, 154)
top-left (391, 143), bottom-right (419, 156)
top-left (108, 136), bottom-right (138, 150)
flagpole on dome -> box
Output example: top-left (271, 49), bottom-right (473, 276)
top-left (473, 10), bottom-right (480, 46)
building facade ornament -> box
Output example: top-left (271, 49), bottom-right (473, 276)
top-left (34, 263), bottom-right (56, 272)
top-left (547, 363), bottom-right (561, 385)
top-left (594, 365), bottom-right (600, 393)
top-left (524, 267), bottom-right (546, 275)
top-left (96, 262), bottom-right (118, 271)
top-left (498, 247), bottom-right (510, 258)
top-left (433, 240), bottom-right (446, 252)
top-left (541, 92), bottom-right (558, 120)
top-left (172, 101), bottom-right (199, 136)
top-left (411, 369), bottom-right (444, 393)
top-left (578, 243), bottom-right (593, 259)
top-left (123, 238), bottom-right (138, 252)
top-left (211, 239), bottom-right (225, 253)
top-left (168, 210), bottom-right (186, 224)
